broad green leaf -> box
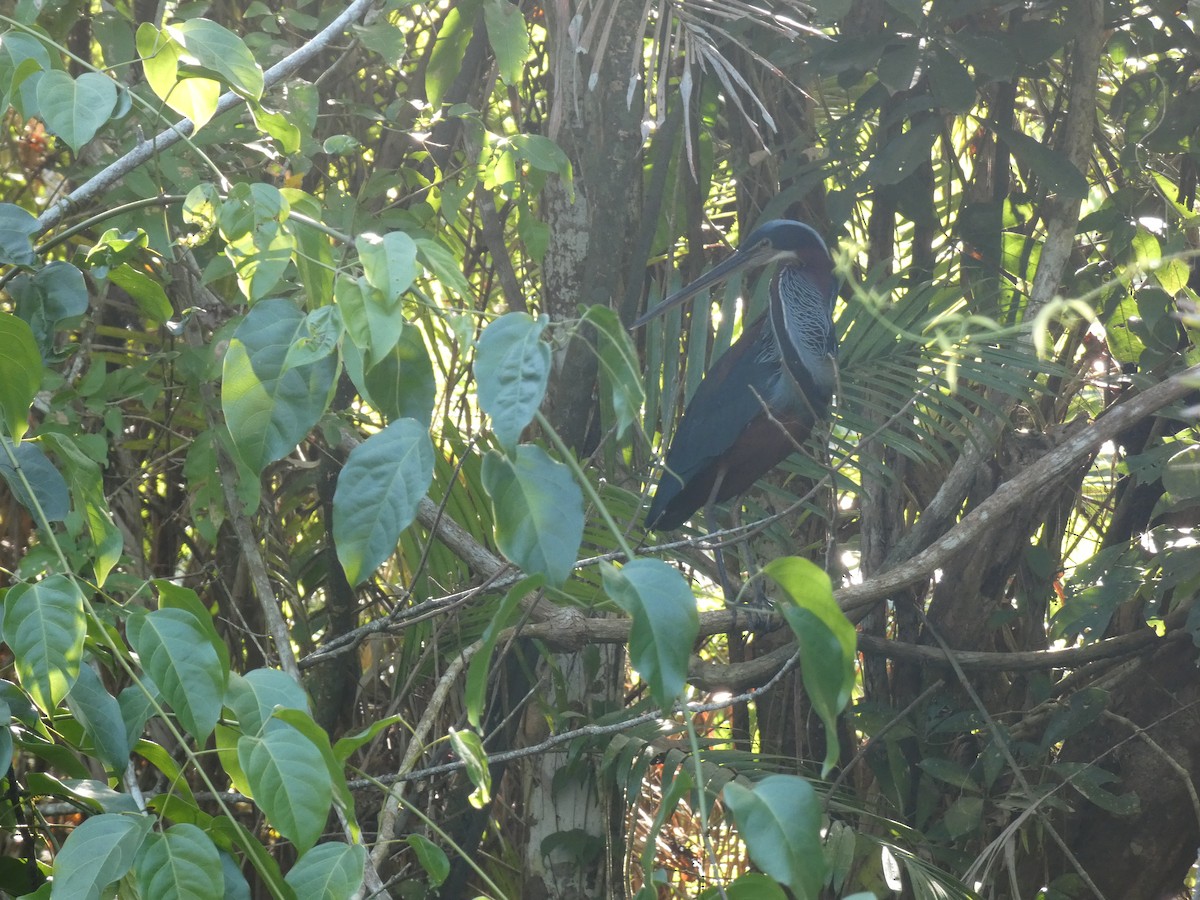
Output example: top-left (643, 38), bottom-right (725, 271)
top-left (127, 608), bottom-right (226, 743)
top-left (226, 668), bottom-right (310, 737)
top-left (36, 71), bottom-right (117, 153)
top-left (426, 0), bottom-right (482, 107)
top-left (333, 275), bottom-right (373, 353)
top-left (285, 843), bottom-right (367, 900)
top-left (723, 775), bottom-right (825, 899)
top-left (249, 101), bottom-right (301, 154)
top-left (136, 24), bottom-right (220, 129)
top-left (238, 721), bottom-right (333, 854)
top-left (272, 708), bottom-right (358, 839)
top-left (134, 824), bottom-right (223, 900)
top-left (353, 21), bottom-right (407, 64)
top-left (357, 231), bottom-right (418, 305)
top-left (39, 431), bottom-right (125, 586)
top-left (582, 305), bottom-right (644, 439)
top-left (0, 314), bottom-right (41, 441)
top-left (601, 559), bottom-right (698, 708)
top-left (362, 324), bottom-right (436, 426)
top-left (0, 438), bottom-right (68, 521)
top-left (154, 580), bottom-right (231, 675)
top-left (510, 134), bottom-right (572, 181)
top-left (0, 32), bottom-right (52, 119)
top-left (333, 419), bottom-right (435, 585)
top-left (51, 813), bottom-right (153, 900)
top-left (167, 18), bottom-right (264, 100)
top-left (864, 118), bottom-right (940, 185)
top-left (877, 40), bottom-right (919, 93)
top-left (108, 263), bottom-right (174, 323)
top-left (414, 236), bottom-right (473, 298)
top-left (407, 834), bottom-right (449, 887)
top-left (222, 298), bottom-right (337, 472)
top-left (225, 220), bottom-right (296, 301)
top-left (991, 122), bottom-right (1089, 201)
top-left (66, 664), bottom-right (131, 771)
top-left (219, 850), bottom-right (253, 900)
top-left (11, 261), bottom-right (89, 357)
top-left (465, 575), bottom-right (539, 729)
top-left (281, 306), bottom-right (342, 373)
top-left (1164, 446), bottom-right (1200, 501)
top-left (475, 312), bottom-right (551, 450)
top-left (484, 0), bottom-right (528, 86)
top-left (448, 727), bottom-right (490, 808)
top-left (218, 182), bottom-right (290, 242)
top-left (2, 576), bottom-right (85, 713)
top-left (700, 873), bottom-right (788, 900)
top-left (0, 203), bottom-right (39, 266)
top-left (0, 700), bottom-right (11, 783)
top-left (481, 446), bottom-right (583, 586)
top-left (929, 46), bottom-right (975, 112)
top-left (764, 557), bottom-right (855, 776)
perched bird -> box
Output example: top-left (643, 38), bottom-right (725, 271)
top-left (634, 220), bottom-right (838, 531)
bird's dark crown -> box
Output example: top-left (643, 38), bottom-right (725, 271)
top-left (742, 220), bottom-right (830, 258)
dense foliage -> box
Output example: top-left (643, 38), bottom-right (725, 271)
top-left (0, 0), bottom-right (1198, 897)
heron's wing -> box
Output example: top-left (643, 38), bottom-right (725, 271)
top-left (646, 317), bottom-right (798, 529)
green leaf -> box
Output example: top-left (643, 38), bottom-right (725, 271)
top-left (66, 664), bottom-right (131, 771)
top-left (0, 203), bottom-right (39, 266)
top-left (51, 813), bottom-right (153, 900)
top-left (225, 220), bottom-right (296, 302)
top-left (127, 608), bottom-right (226, 743)
top-left (36, 70), bottom-right (117, 153)
top-left (929, 46), bottom-right (976, 112)
top-left (154, 580), bottom-right (231, 675)
top-left (1164, 446), bottom-right (1200, 501)
top-left (764, 557), bottom-right (856, 776)
top-left (475, 312), bottom-right (551, 450)
top-left (238, 721), bottom-right (333, 854)
top-left (357, 231), bottom-right (418, 306)
top-left (601, 559), bottom-right (698, 708)
top-left (271, 708), bottom-right (358, 840)
top-left (166, 18), bottom-right (264, 100)
top-left (134, 824), bottom-right (223, 900)
top-left (483, 0), bottom-right (528, 86)
top-left (0, 438), bottom-right (68, 521)
top-left (723, 775), bottom-right (826, 899)
top-left (2, 575), bottom-right (86, 713)
top-left (226, 668), bottom-right (310, 737)
top-left (701, 873), bottom-right (788, 900)
top-left (107, 263), bottom-right (174, 323)
top-left (221, 298), bottom-right (337, 472)
top-left (426, 0), bottom-right (482, 108)
top-left (407, 834), bottom-right (449, 887)
top-left (414, 236), bottom-right (473, 299)
top-left (0, 314), bottom-right (41, 441)
top-left (991, 122), bottom-right (1089, 201)
top-left (332, 714), bottom-right (407, 763)
top-left (481, 446), bottom-right (583, 586)
top-left (362, 324), bottom-right (436, 426)
top-left (864, 118), bottom-right (940, 185)
top-left (333, 419), bottom-right (435, 586)
top-left (11, 261), bottom-right (89, 357)
top-left (39, 432), bottom-right (123, 586)
top-left (249, 101), bottom-right (301, 154)
top-left (448, 727), bottom-right (490, 808)
top-left (136, 24), bottom-right (221, 129)
top-left (582, 305), bottom-right (644, 439)
top-left (285, 843), bottom-right (367, 900)
top-left (281, 306), bottom-right (342, 373)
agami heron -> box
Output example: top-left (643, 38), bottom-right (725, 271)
top-left (635, 220), bottom-right (837, 531)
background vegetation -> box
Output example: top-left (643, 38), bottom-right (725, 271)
top-left (0, 0), bottom-right (1198, 897)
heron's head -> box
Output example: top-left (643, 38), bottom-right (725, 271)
top-left (632, 219), bottom-right (832, 329)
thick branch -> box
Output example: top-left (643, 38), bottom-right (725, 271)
top-left (838, 365), bottom-right (1199, 617)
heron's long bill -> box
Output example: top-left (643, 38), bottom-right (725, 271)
top-left (630, 244), bottom-right (766, 329)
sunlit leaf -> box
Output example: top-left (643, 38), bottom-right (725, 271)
top-left (481, 446), bottom-right (583, 586)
